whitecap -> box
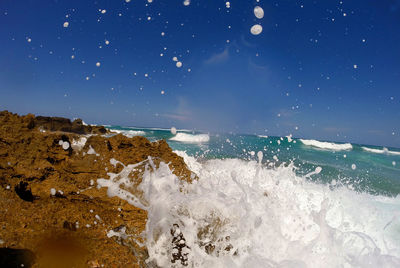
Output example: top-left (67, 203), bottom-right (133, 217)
top-left (300, 139), bottom-right (353, 151)
top-left (111, 129), bottom-right (146, 137)
top-left (97, 154), bottom-right (400, 267)
top-left (362, 146), bottom-right (400, 156)
top-left (170, 133), bottom-right (210, 143)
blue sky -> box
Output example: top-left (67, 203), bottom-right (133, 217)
top-left (0, 0), bottom-right (400, 147)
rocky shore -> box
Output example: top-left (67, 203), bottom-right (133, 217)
top-left (0, 111), bottom-right (194, 267)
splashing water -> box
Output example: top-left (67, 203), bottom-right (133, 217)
top-left (97, 152), bottom-right (400, 267)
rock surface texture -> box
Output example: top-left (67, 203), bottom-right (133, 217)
top-left (0, 111), bottom-right (193, 267)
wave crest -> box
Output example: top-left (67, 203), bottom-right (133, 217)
top-left (300, 139), bottom-right (353, 151)
top-left (111, 129), bottom-right (146, 137)
top-left (170, 133), bottom-right (210, 143)
top-left (362, 146), bottom-right (400, 156)
top-left (97, 153), bottom-right (400, 267)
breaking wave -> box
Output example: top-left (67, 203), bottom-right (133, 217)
top-left (362, 146), bottom-right (400, 156)
top-left (170, 133), bottom-right (210, 143)
top-left (300, 139), bottom-right (353, 151)
top-left (110, 129), bottom-right (146, 137)
top-left (97, 152), bottom-right (400, 268)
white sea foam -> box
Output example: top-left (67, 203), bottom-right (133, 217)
top-left (111, 129), bottom-right (146, 137)
top-left (87, 145), bottom-right (99, 156)
top-left (97, 153), bottom-right (400, 268)
top-left (362, 146), bottom-right (400, 156)
top-left (300, 139), bottom-right (353, 151)
top-left (170, 133), bottom-right (210, 143)
top-left (71, 137), bottom-right (88, 151)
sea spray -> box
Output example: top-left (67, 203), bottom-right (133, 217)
top-left (170, 133), bottom-right (210, 143)
top-left (97, 152), bottom-right (400, 267)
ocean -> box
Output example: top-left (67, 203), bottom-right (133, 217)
top-left (103, 126), bottom-right (400, 267)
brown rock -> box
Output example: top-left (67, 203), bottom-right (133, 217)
top-left (0, 110), bottom-right (195, 267)
top-left (0, 110), bottom-right (108, 135)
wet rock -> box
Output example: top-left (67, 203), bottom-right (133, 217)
top-left (14, 182), bottom-right (34, 202)
top-left (33, 114), bottom-right (108, 135)
top-left (0, 110), bottom-right (195, 267)
top-left (0, 248), bottom-right (36, 268)
top-left (170, 224), bottom-right (190, 266)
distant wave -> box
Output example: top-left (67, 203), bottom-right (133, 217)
top-left (123, 126), bottom-right (193, 132)
top-left (300, 139), bottom-right (353, 151)
top-left (170, 133), bottom-right (210, 143)
top-left (258, 135), bottom-right (269, 138)
top-left (111, 129), bottom-right (146, 137)
top-left (362, 146), bottom-right (400, 156)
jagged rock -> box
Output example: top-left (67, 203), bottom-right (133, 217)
top-left (0, 110), bottom-right (108, 135)
top-left (0, 111), bottom-right (195, 267)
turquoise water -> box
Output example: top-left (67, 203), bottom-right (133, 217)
top-left (108, 126), bottom-right (400, 197)
top-left (103, 126), bottom-right (400, 266)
